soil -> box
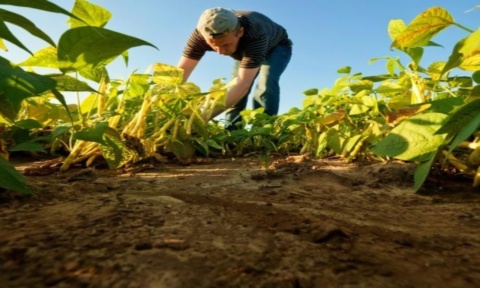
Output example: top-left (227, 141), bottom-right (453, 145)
top-left (1, 154), bottom-right (480, 288)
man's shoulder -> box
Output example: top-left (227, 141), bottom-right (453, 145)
top-left (236, 10), bottom-right (268, 20)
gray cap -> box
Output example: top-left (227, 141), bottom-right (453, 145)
top-left (196, 7), bottom-right (238, 38)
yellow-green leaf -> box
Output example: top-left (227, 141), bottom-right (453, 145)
top-left (17, 46), bottom-right (58, 68)
top-left (427, 61), bottom-right (446, 80)
top-left (442, 29), bottom-right (480, 75)
top-left (152, 63), bottom-right (183, 85)
top-left (459, 47), bottom-right (480, 71)
top-left (392, 7), bottom-right (454, 48)
top-left (68, 0), bottom-right (111, 28)
top-left (388, 19), bottom-right (406, 41)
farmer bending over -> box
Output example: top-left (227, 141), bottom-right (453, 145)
top-left (178, 7), bottom-right (293, 130)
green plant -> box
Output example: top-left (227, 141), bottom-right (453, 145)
top-left (0, 0), bottom-right (157, 193)
top-left (371, 6), bottom-right (480, 191)
top-left (2, 3), bottom-right (479, 195)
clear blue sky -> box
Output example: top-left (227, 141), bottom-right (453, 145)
top-left (2, 0), bottom-right (479, 115)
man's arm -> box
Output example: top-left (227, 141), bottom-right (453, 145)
top-left (207, 66), bottom-right (259, 120)
top-left (177, 56), bottom-right (200, 82)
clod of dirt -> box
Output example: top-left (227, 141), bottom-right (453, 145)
top-left (310, 222), bottom-right (350, 244)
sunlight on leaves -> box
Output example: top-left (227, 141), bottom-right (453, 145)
top-left (18, 46), bottom-right (59, 68)
top-left (152, 63), bottom-right (184, 85)
top-left (392, 7), bottom-right (454, 48)
top-left (58, 27), bottom-right (158, 73)
top-left (68, 0), bottom-right (112, 28)
top-left (371, 113), bottom-right (447, 162)
top-left (442, 29), bottom-right (480, 75)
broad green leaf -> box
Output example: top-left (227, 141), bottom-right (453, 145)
top-left (343, 134), bottom-right (362, 155)
top-left (17, 46), bottom-right (58, 68)
top-left (0, 56), bottom-right (56, 120)
top-left (0, 0), bottom-right (81, 20)
top-left (349, 104), bottom-right (369, 115)
top-left (442, 29), bottom-right (480, 75)
top-left (152, 63), bottom-right (183, 85)
top-left (449, 112), bottom-right (480, 151)
top-left (206, 139), bottom-right (223, 150)
top-left (327, 129), bottom-right (342, 155)
top-left (100, 128), bottom-right (138, 169)
top-left (177, 82), bottom-right (202, 97)
top-left (376, 81), bottom-right (406, 94)
top-left (392, 7), bottom-right (454, 48)
top-left (315, 129), bottom-right (330, 156)
top-left (58, 27), bottom-right (158, 72)
top-left (0, 155), bottom-right (31, 194)
top-left (388, 21), bottom-right (441, 49)
top-left (361, 96), bottom-right (377, 107)
top-left (371, 113), bottom-right (448, 162)
top-left (74, 121), bottom-right (109, 144)
top-left (48, 74), bottom-right (97, 92)
top-left (425, 97), bottom-right (464, 114)
top-left (79, 93), bottom-right (98, 114)
top-left (51, 125), bottom-right (71, 139)
top-left (471, 85), bottom-right (480, 97)
top-left (189, 113), bottom-right (208, 138)
top-left (165, 140), bottom-right (195, 163)
top-left (459, 47), bottom-right (480, 71)
top-left (413, 152), bottom-right (437, 192)
top-left (0, 8), bottom-right (55, 47)
top-left (79, 66), bottom-right (109, 83)
top-left (427, 61), bottom-right (446, 80)
top-left (349, 80), bottom-right (373, 93)
top-left (402, 47), bottom-right (424, 65)
top-left (9, 142), bottom-right (46, 153)
top-left (435, 98), bottom-right (480, 136)
top-left (15, 119), bottom-right (42, 129)
top-left (125, 74), bottom-right (151, 97)
top-left (68, 0), bottom-right (111, 28)
top-left (472, 71), bottom-right (480, 84)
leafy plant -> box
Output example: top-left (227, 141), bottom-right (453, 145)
top-left (370, 6), bottom-right (480, 191)
top-left (1, 3), bottom-right (479, 195)
top-left (0, 0), bottom-right (157, 193)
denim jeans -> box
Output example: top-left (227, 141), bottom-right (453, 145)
top-left (225, 43), bottom-right (292, 130)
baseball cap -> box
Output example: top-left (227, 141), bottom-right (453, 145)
top-left (196, 7), bottom-right (238, 39)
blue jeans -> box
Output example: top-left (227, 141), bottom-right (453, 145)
top-left (225, 43), bottom-right (292, 129)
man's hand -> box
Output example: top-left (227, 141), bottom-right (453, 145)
top-left (204, 67), bottom-right (259, 122)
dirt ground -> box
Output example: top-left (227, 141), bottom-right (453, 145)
top-left (1, 154), bottom-right (480, 288)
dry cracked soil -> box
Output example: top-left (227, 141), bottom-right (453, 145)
top-left (1, 154), bottom-right (480, 288)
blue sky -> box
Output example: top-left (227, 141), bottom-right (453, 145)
top-left (2, 0), bottom-right (480, 115)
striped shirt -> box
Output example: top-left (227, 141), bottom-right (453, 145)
top-left (182, 11), bottom-right (291, 69)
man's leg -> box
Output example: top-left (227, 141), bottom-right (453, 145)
top-left (253, 45), bottom-right (292, 115)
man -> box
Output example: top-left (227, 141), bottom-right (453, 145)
top-left (177, 7), bottom-right (292, 129)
